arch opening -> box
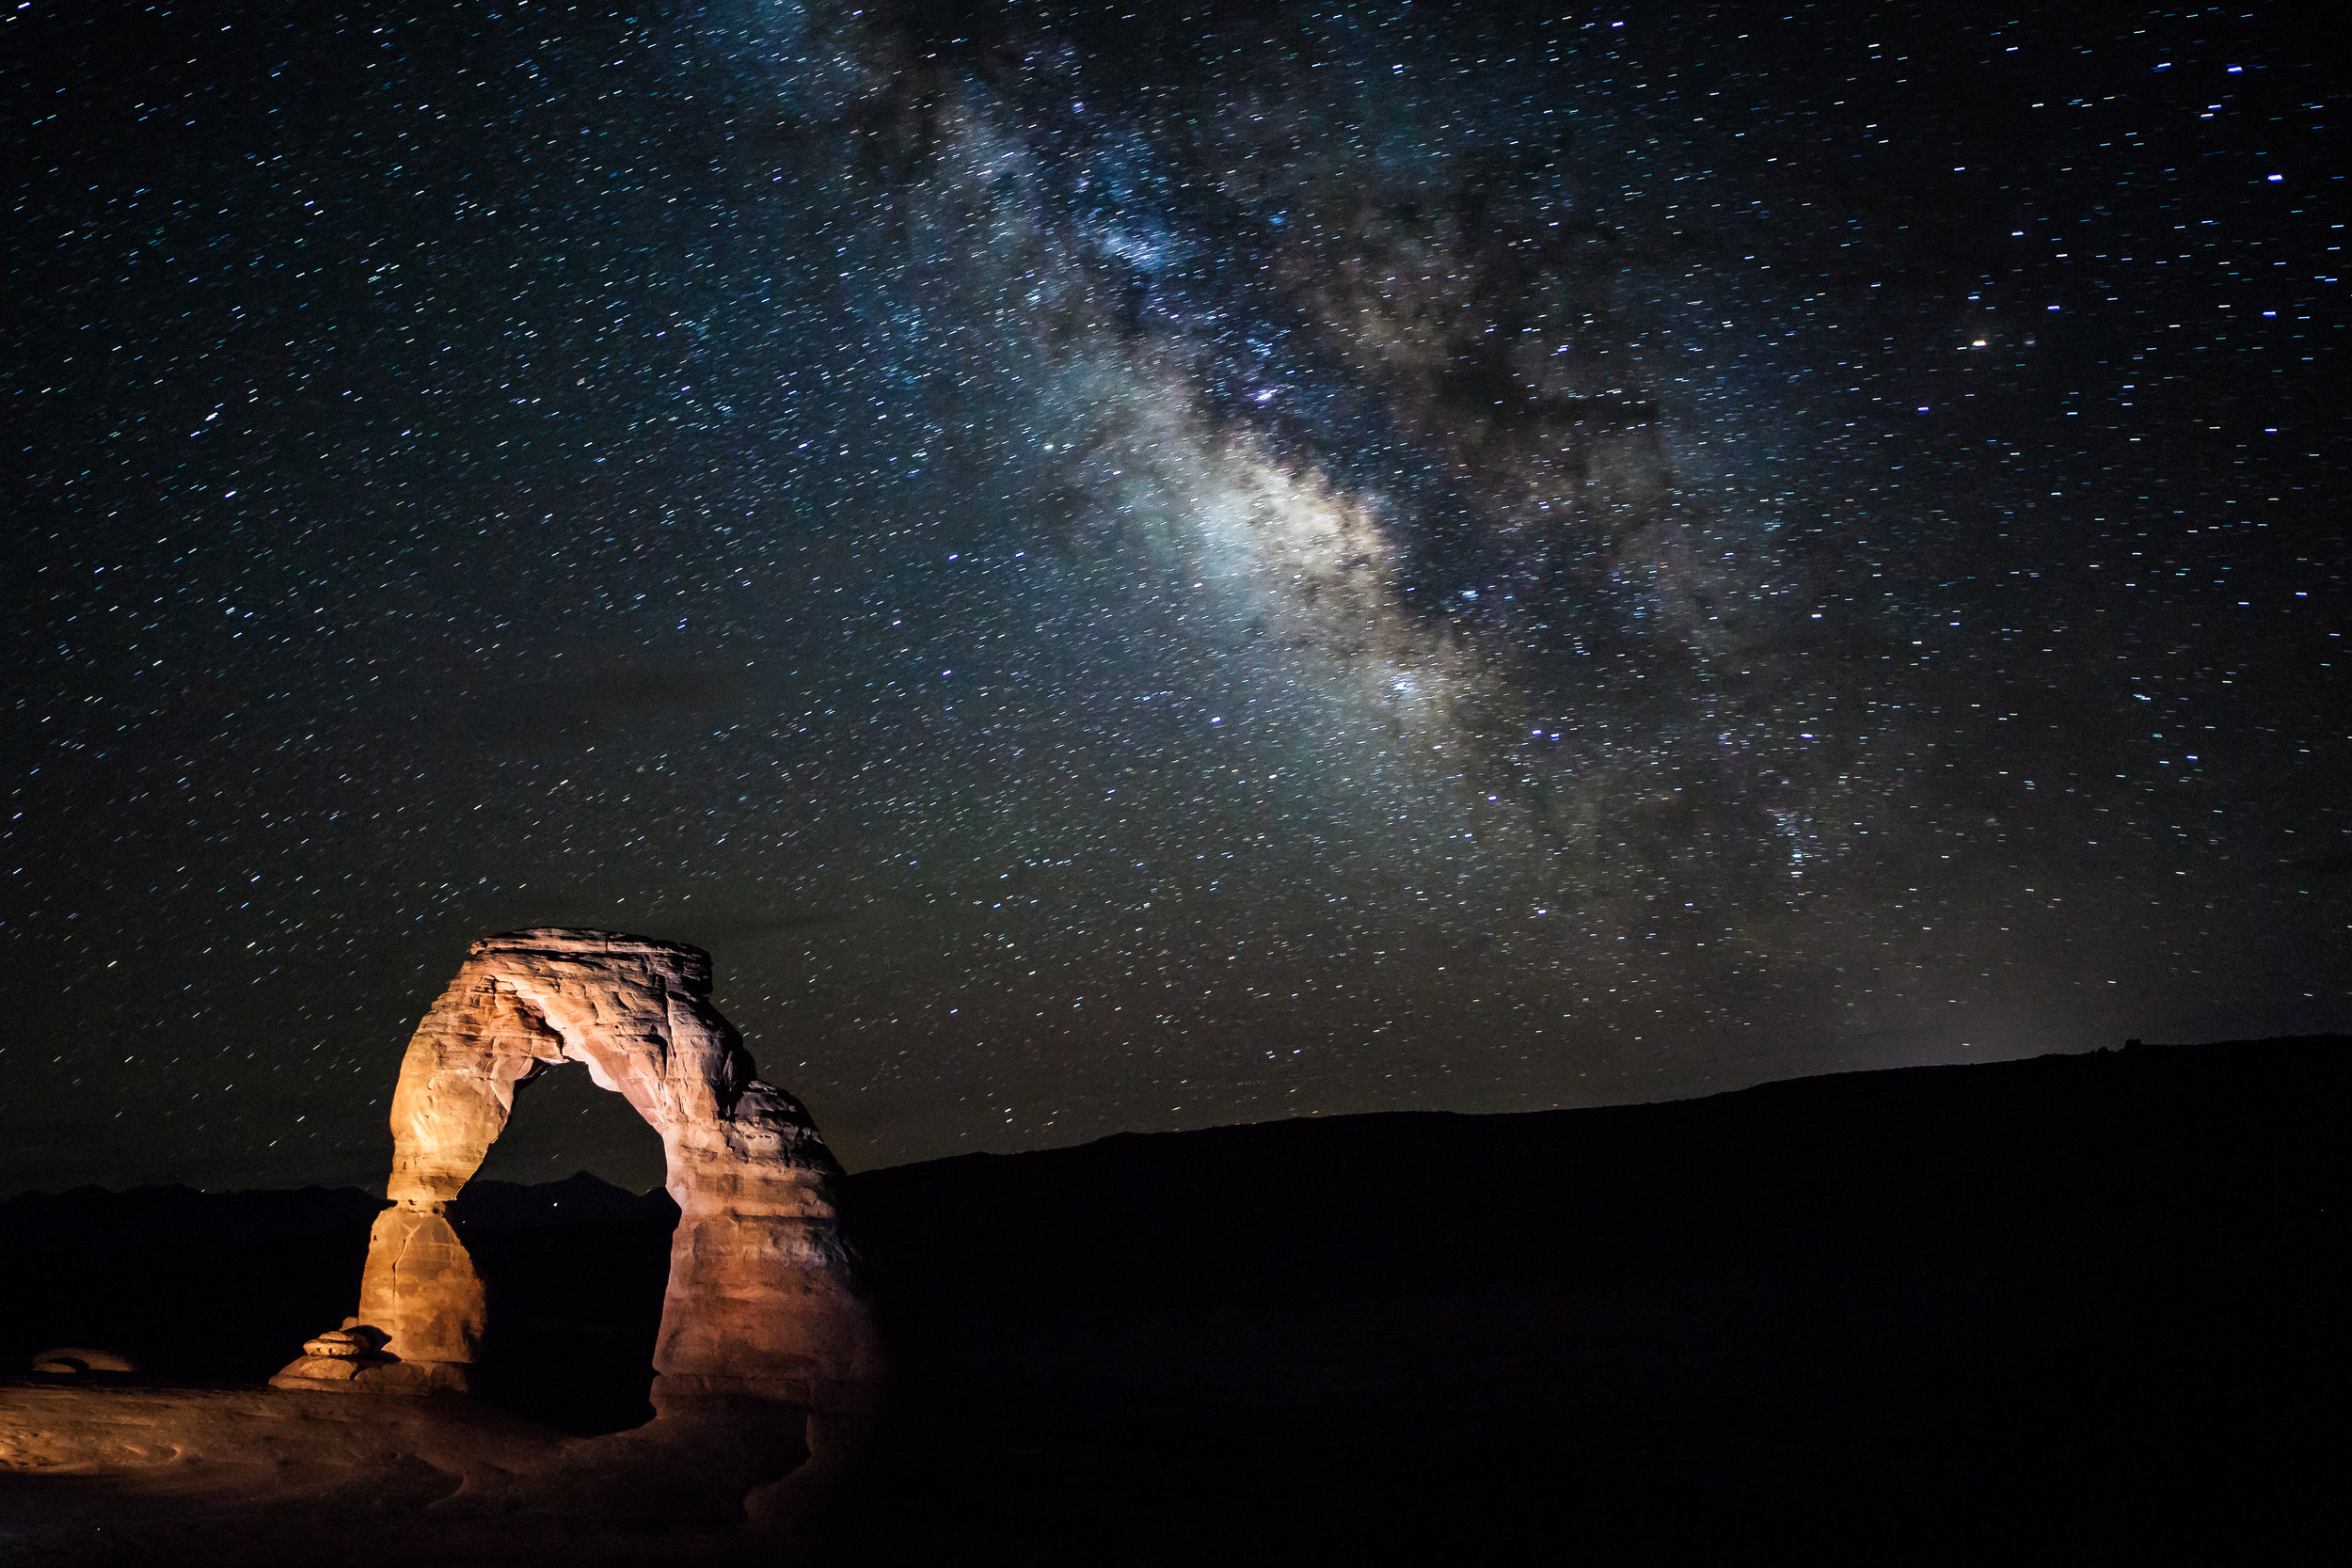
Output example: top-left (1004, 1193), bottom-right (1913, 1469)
top-left (469, 1050), bottom-right (669, 1195)
top-left (455, 1057), bottom-right (676, 1435)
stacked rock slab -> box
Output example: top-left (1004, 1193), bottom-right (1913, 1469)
top-left (271, 929), bottom-right (881, 1409)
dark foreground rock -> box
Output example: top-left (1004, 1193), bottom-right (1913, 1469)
top-left (2, 1036), bottom-right (2341, 1563)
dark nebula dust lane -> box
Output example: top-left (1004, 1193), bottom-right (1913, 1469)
top-left (5, 0), bottom-right (2344, 1191)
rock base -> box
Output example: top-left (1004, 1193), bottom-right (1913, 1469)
top-left (268, 1357), bottom-right (470, 1394)
top-left (650, 1370), bottom-right (883, 1417)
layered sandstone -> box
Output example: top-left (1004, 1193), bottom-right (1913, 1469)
top-left (272, 929), bottom-right (880, 1409)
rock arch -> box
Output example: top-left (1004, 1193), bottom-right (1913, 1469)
top-left (272, 929), bottom-right (880, 1411)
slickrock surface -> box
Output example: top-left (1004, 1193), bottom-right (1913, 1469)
top-left (0, 1380), bottom-right (828, 1568)
top-left (274, 929), bottom-right (880, 1408)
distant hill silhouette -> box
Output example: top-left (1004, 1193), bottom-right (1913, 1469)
top-left (5, 1037), bottom-right (2340, 1558)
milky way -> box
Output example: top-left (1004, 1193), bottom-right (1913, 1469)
top-left (7, 0), bottom-right (2344, 1191)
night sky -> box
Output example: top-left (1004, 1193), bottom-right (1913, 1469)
top-left (6, 0), bottom-right (2344, 1196)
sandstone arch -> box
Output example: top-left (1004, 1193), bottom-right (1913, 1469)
top-left (272, 929), bottom-right (880, 1411)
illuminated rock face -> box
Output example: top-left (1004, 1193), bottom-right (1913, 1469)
top-left (271, 929), bottom-right (880, 1409)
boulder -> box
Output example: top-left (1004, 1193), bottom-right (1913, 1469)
top-left (29, 1347), bottom-right (139, 1374)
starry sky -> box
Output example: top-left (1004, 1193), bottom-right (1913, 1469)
top-left (6, 0), bottom-right (2344, 1196)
